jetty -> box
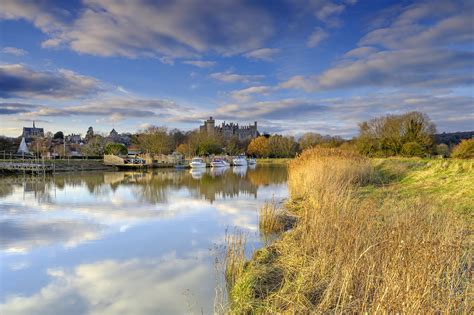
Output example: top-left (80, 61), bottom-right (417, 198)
top-left (103, 154), bottom-right (147, 169)
top-left (0, 161), bottom-right (53, 174)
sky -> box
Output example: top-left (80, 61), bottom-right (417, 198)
top-left (0, 0), bottom-right (473, 138)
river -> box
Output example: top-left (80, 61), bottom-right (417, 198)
top-left (0, 165), bottom-right (288, 314)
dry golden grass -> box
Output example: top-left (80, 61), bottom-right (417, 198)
top-left (259, 200), bottom-right (285, 235)
top-left (227, 148), bottom-right (472, 314)
top-left (224, 228), bottom-right (247, 290)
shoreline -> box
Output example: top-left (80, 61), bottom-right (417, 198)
top-left (0, 159), bottom-right (112, 174)
top-left (0, 158), bottom-right (292, 175)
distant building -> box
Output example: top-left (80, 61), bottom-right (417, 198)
top-left (22, 121), bottom-right (44, 142)
top-left (109, 128), bottom-right (119, 139)
top-left (199, 117), bottom-right (259, 141)
top-left (66, 134), bottom-right (82, 144)
top-left (107, 128), bottom-right (131, 146)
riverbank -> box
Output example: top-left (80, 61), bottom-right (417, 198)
top-left (0, 159), bottom-right (113, 173)
top-left (227, 150), bottom-right (472, 313)
top-left (256, 158), bottom-right (293, 165)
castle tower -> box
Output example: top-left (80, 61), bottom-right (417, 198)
top-left (206, 117), bottom-right (215, 136)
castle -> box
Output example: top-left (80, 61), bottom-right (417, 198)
top-left (199, 117), bottom-right (259, 141)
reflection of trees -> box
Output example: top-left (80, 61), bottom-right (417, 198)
top-left (0, 181), bottom-right (15, 198)
top-left (0, 166), bottom-right (287, 205)
top-left (246, 165), bottom-right (288, 186)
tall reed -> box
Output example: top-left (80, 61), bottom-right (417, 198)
top-left (224, 228), bottom-right (247, 290)
top-left (259, 199), bottom-right (285, 235)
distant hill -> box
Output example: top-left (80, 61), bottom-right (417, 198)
top-left (435, 131), bottom-right (474, 146)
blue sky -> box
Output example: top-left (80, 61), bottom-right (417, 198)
top-left (0, 0), bottom-right (473, 138)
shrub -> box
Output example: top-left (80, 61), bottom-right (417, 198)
top-left (356, 111), bottom-right (435, 157)
top-left (451, 138), bottom-right (474, 159)
top-left (104, 143), bottom-right (128, 155)
top-left (435, 143), bottom-right (449, 157)
top-left (401, 141), bottom-right (424, 157)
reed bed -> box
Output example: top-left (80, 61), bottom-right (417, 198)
top-left (227, 148), bottom-right (472, 313)
top-left (259, 200), bottom-right (285, 235)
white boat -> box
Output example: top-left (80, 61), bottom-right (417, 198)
top-left (247, 158), bottom-right (257, 165)
top-left (210, 158), bottom-right (229, 167)
top-left (233, 155), bottom-right (248, 166)
top-left (189, 157), bottom-right (206, 168)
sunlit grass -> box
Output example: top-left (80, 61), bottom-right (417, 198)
top-left (227, 149), bottom-right (472, 313)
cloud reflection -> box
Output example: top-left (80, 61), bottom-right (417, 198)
top-left (0, 220), bottom-right (103, 253)
top-left (0, 166), bottom-right (287, 253)
top-left (0, 253), bottom-right (214, 314)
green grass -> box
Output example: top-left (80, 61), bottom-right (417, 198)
top-left (371, 158), bottom-right (474, 216)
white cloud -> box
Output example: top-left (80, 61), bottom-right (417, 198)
top-left (281, 48), bottom-right (473, 92)
top-left (1, 47), bottom-right (28, 56)
top-left (244, 48), bottom-right (280, 61)
top-left (0, 0), bottom-right (68, 34)
top-left (315, 2), bottom-right (345, 26)
top-left (0, 64), bottom-right (102, 99)
top-left (182, 60), bottom-right (216, 68)
top-left (343, 46), bottom-right (378, 58)
top-left (360, 13), bottom-right (473, 50)
top-left (1, 97), bottom-right (194, 123)
top-left (0, 0), bottom-right (274, 59)
top-left (216, 98), bottom-right (326, 120)
top-left (298, 0), bottom-right (358, 28)
top-left (210, 71), bottom-right (264, 84)
top-left (230, 86), bottom-right (273, 102)
top-left (307, 27), bottom-right (328, 47)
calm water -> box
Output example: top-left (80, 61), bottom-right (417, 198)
top-left (0, 165), bottom-right (287, 314)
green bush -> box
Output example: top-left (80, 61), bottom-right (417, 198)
top-left (401, 141), bottom-right (424, 157)
top-left (104, 143), bottom-right (128, 155)
top-left (435, 144), bottom-right (450, 157)
top-left (451, 138), bottom-right (474, 159)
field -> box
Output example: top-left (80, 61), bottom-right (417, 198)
top-left (226, 149), bottom-right (473, 313)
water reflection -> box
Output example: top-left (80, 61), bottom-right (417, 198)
top-left (0, 165), bottom-right (287, 314)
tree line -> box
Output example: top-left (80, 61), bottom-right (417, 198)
top-left (1, 111), bottom-right (472, 159)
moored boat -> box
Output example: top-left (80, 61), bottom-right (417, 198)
top-left (247, 157), bottom-right (257, 165)
top-left (233, 155), bottom-right (248, 166)
top-left (189, 157), bottom-right (206, 168)
top-left (210, 158), bottom-right (229, 167)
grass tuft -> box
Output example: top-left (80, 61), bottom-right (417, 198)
top-left (224, 229), bottom-right (247, 291)
top-left (259, 200), bottom-right (285, 234)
